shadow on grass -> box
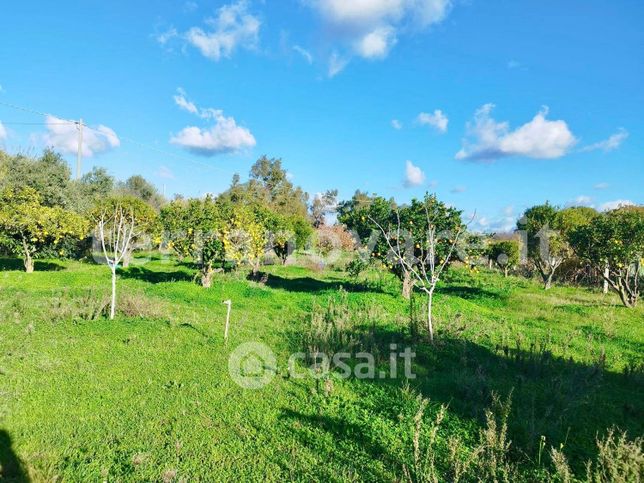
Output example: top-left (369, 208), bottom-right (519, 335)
top-left (0, 430), bottom-right (29, 482)
top-left (264, 273), bottom-right (377, 294)
top-left (437, 284), bottom-right (506, 300)
top-left (0, 258), bottom-right (64, 272)
top-left (283, 321), bottom-right (644, 475)
top-left (120, 266), bottom-right (195, 284)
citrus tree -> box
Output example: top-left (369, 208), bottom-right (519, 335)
top-left (487, 239), bottom-right (520, 277)
top-left (92, 195), bottom-right (158, 267)
top-left (0, 186), bottom-right (88, 272)
top-left (367, 194), bottom-right (465, 342)
top-left (222, 205), bottom-right (267, 275)
top-left (519, 203), bottom-right (570, 290)
top-left (160, 196), bottom-right (225, 287)
top-left (338, 192), bottom-right (463, 302)
top-left (568, 206), bottom-right (643, 307)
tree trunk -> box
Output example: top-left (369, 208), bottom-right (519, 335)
top-left (21, 237), bottom-right (34, 273)
top-left (24, 254), bottom-right (34, 273)
top-left (110, 267), bottom-right (117, 320)
top-left (603, 264), bottom-right (609, 294)
top-left (488, 258), bottom-right (493, 269)
top-left (427, 289), bottom-right (434, 343)
top-left (544, 274), bottom-right (553, 290)
top-left (402, 271), bottom-right (414, 300)
top-left (122, 251), bottom-right (131, 268)
top-left (503, 266), bottom-right (509, 278)
top-left (201, 264), bottom-right (214, 288)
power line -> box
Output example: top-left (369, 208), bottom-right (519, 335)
top-left (0, 99), bottom-right (237, 179)
top-left (0, 121), bottom-right (74, 126)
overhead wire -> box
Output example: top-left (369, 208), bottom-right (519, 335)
top-left (0, 100), bottom-right (237, 178)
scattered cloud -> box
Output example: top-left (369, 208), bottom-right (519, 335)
top-left (328, 51), bottom-right (349, 77)
top-left (185, 1), bottom-right (260, 61)
top-left (391, 119), bottom-right (402, 130)
top-left (355, 26), bottom-right (397, 59)
top-left (173, 88), bottom-right (199, 114)
top-left (593, 182), bottom-right (609, 190)
top-left (157, 166), bottom-right (175, 179)
top-left (0, 121), bottom-right (6, 141)
top-left (566, 195), bottom-right (594, 208)
top-left (403, 160), bottom-right (425, 187)
top-left (43, 115), bottom-right (120, 157)
top-left (293, 45), bottom-right (313, 64)
top-left (417, 109), bottom-right (448, 133)
top-left (471, 205), bottom-right (517, 233)
top-left (600, 199), bottom-right (635, 212)
top-left (156, 27), bottom-right (178, 46)
top-left (450, 185), bottom-right (466, 194)
top-left (308, 0), bottom-right (452, 73)
top-left (580, 128), bottom-right (628, 153)
top-left (170, 89), bottom-right (255, 156)
top-left (456, 104), bottom-right (577, 161)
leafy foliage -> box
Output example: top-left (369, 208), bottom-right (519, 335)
top-left (0, 186), bottom-right (88, 271)
top-left (568, 207), bottom-right (644, 307)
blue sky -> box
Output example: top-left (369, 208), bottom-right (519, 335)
top-left (0, 0), bottom-right (642, 231)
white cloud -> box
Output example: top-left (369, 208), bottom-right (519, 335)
top-left (185, 1), bottom-right (260, 61)
top-left (170, 91), bottom-right (255, 156)
top-left (43, 115), bottom-right (120, 157)
top-left (355, 26), bottom-right (397, 59)
top-left (173, 88), bottom-right (198, 114)
top-left (580, 128), bottom-right (628, 153)
top-left (0, 121), bottom-right (6, 141)
top-left (171, 117), bottom-right (255, 155)
top-left (156, 27), bottom-right (178, 45)
top-left (600, 199), bottom-right (635, 212)
top-left (566, 195), bottom-right (594, 208)
top-left (391, 119), bottom-right (402, 130)
top-left (328, 52), bottom-right (349, 77)
top-left (593, 182), bottom-right (609, 190)
top-left (158, 166), bottom-right (175, 179)
top-left (471, 206), bottom-right (517, 233)
top-left (456, 104), bottom-right (576, 161)
top-left (418, 109), bottom-right (448, 133)
top-left (403, 160), bottom-right (425, 187)
top-left (308, 0), bottom-right (451, 70)
top-left (293, 45), bottom-right (313, 64)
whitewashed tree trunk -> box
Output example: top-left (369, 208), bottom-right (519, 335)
top-left (110, 266), bottom-right (117, 320)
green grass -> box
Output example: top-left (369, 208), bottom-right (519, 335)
top-left (0, 256), bottom-right (642, 481)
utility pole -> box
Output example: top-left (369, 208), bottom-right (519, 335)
top-left (76, 118), bottom-right (83, 180)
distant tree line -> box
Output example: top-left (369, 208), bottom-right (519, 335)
top-left (0, 148), bottom-right (641, 311)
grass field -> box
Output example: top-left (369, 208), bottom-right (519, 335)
top-left (0, 256), bottom-right (642, 481)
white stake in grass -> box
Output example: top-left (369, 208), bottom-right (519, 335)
top-left (222, 300), bottom-right (232, 344)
